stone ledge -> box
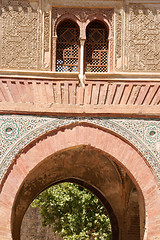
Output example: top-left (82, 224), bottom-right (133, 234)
top-left (0, 70), bottom-right (160, 81)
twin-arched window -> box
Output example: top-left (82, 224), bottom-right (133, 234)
top-left (56, 19), bottom-right (109, 73)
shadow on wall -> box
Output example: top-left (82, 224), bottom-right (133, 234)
top-left (21, 206), bottom-right (63, 240)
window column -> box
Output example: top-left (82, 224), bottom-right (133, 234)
top-left (52, 36), bottom-right (57, 71)
top-left (79, 39), bottom-right (85, 88)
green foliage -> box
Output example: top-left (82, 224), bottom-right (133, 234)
top-left (32, 182), bottom-right (112, 240)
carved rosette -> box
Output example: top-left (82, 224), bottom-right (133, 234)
top-left (0, 121), bottom-right (19, 141)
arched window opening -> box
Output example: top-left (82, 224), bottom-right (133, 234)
top-left (85, 20), bottom-right (109, 73)
top-left (56, 20), bottom-right (80, 72)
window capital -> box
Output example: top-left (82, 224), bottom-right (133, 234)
top-left (80, 39), bottom-right (86, 45)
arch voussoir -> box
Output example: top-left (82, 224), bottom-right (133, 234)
top-left (0, 123), bottom-right (160, 240)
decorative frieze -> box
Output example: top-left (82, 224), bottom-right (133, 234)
top-left (52, 7), bottom-right (114, 25)
top-left (48, 0), bottom-right (122, 8)
top-left (0, 115), bottom-right (159, 181)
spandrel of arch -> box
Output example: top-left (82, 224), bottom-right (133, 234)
top-left (56, 20), bottom-right (80, 72)
top-left (85, 20), bottom-right (109, 73)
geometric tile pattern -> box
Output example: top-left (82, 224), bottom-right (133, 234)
top-left (0, 115), bottom-right (160, 181)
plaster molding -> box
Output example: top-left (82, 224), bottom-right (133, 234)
top-left (0, 70), bottom-right (160, 81)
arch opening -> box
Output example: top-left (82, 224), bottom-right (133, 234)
top-left (11, 145), bottom-right (143, 240)
top-left (21, 180), bottom-right (114, 240)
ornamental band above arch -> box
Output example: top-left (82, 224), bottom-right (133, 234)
top-left (0, 116), bottom-right (159, 183)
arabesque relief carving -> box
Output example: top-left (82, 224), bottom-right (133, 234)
top-left (44, 12), bottom-right (50, 52)
top-left (52, 8), bottom-right (114, 26)
top-left (115, 10), bottom-right (122, 70)
top-left (125, 4), bottom-right (160, 72)
top-left (0, 0), bottom-right (41, 70)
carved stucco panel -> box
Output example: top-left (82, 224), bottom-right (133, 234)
top-left (43, 11), bottom-right (51, 70)
top-left (115, 8), bottom-right (123, 71)
top-left (0, 0), bottom-right (42, 70)
top-left (52, 8), bottom-right (114, 35)
top-left (125, 4), bottom-right (160, 72)
top-left (48, 0), bottom-right (122, 8)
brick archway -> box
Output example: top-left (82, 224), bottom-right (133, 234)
top-left (0, 123), bottom-right (160, 240)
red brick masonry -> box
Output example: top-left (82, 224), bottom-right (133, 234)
top-left (0, 123), bottom-right (160, 239)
